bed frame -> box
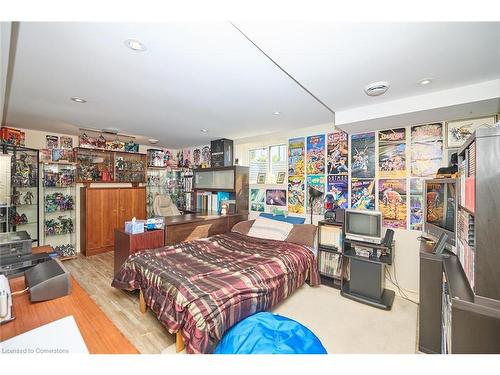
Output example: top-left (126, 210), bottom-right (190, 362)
top-left (139, 289), bottom-right (185, 353)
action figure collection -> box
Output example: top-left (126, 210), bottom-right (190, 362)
top-left (44, 215), bottom-right (74, 236)
top-left (45, 192), bottom-right (74, 212)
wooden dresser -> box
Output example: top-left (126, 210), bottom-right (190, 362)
top-left (80, 187), bottom-right (146, 256)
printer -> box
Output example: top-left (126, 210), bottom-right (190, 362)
top-left (0, 231), bottom-right (51, 278)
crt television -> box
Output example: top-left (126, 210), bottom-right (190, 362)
top-left (345, 209), bottom-right (383, 244)
top-left (424, 179), bottom-right (456, 247)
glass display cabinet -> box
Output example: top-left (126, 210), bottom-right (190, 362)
top-left (146, 167), bottom-right (193, 217)
top-left (41, 161), bottom-right (77, 259)
top-left (114, 151), bottom-right (146, 183)
top-left (75, 147), bottom-right (114, 183)
top-left (1, 145), bottom-right (39, 245)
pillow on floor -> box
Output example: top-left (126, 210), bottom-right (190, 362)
top-left (247, 216), bottom-right (294, 241)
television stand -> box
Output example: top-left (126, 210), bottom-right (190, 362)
top-left (340, 238), bottom-right (395, 310)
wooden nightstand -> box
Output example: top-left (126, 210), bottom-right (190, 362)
top-left (114, 229), bottom-right (165, 275)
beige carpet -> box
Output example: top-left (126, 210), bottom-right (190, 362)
top-left (65, 253), bottom-right (418, 354)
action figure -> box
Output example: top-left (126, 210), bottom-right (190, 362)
top-left (24, 191), bottom-right (34, 205)
top-left (11, 188), bottom-right (21, 206)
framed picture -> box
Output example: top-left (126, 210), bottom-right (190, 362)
top-left (257, 172), bottom-right (266, 184)
top-left (60, 136), bottom-right (73, 150)
top-left (46, 135), bottom-right (59, 149)
top-left (446, 115), bottom-right (497, 148)
top-left (276, 171), bottom-right (286, 184)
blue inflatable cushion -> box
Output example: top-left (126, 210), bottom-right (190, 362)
top-left (259, 213), bottom-right (305, 225)
top-left (214, 312), bottom-right (327, 354)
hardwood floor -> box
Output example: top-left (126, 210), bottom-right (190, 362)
top-left (63, 252), bottom-right (175, 354)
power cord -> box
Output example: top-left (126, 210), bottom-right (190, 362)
top-left (12, 287), bottom-right (29, 296)
top-left (386, 251), bottom-right (419, 305)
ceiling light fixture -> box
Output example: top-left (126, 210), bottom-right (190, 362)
top-left (201, 129), bottom-right (209, 133)
top-left (71, 97), bottom-right (87, 103)
top-left (148, 138), bottom-right (159, 144)
top-left (273, 111), bottom-right (281, 115)
top-left (419, 78), bottom-right (432, 86)
top-left (364, 82), bottom-right (390, 97)
top-left (125, 39), bottom-right (147, 52)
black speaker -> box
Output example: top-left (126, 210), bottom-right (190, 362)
top-left (334, 208), bottom-right (345, 224)
top-left (382, 229), bottom-right (394, 247)
top-left (210, 138), bottom-right (233, 167)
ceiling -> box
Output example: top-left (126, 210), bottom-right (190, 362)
top-left (3, 22), bottom-right (500, 147)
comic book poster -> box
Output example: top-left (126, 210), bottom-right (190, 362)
top-left (306, 135), bottom-right (325, 175)
top-left (351, 179), bottom-right (375, 210)
top-left (326, 175), bottom-right (348, 209)
top-left (409, 179), bottom-right (424, 231)
top-left (60, 136), bottom-right (73, 150)
top-left (288, 176), bottom-right (305, 214)
top-left (411, 123), bottom-right (443, 177)
top-left (288, 137), bottom-right (305, 176)
top-left (426, 181), bottom-right (456, 232)
top-left (327, 131), bottom-right (348, 175)
top-left (379, 179), bottom-right (407, 229)
top-left (265, 189), bottom-right (287, 206)
top-left (351, 132), bottom-right (375, 178)
top-left (306, 175), bottom-right (325, 215)
top-left (378, 128), bottom-right (407, 178)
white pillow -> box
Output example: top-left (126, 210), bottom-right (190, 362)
top-left (247, 216), bottom-right (294, 241)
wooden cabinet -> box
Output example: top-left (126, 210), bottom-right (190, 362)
top-left (114, 229), bottom-right (164, 275)
top-left (81, 187), bottom-right (146, 256)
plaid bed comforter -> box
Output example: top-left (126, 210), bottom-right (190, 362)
top-left (112, 232), bottom-right (320, 354)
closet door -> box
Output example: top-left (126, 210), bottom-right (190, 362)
top-left (101, 188), bottom-right (120, 249)
top-left (118, 188), bottom-right (146, 227)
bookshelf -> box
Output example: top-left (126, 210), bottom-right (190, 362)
top-left (192, 166), bottom-right (249, 214)
top-left (418, 128), bottom-right (500, 354)
top-left (457, 128), bottom-right (500, 300)
top-left (317, 221), bottom-right (344, 289)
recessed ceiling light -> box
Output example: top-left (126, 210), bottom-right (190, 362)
top-left (148, 138), bottom-right (159, 144)
top-left (273, 111), bottom-right (281, 115)
top-left (419, 78), bottom-right (432, 85)
top-left (70, 97), bottom-right (87, 103)
top-left (364, 81), bottom-right (390, 96)
top-left (125, 39), bottom-right (146, 51)
top-left (201, 129), bottom-right (209, 133)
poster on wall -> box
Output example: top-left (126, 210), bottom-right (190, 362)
top-left (409, 179), bottom-right (424, 231)
top-left (378, 128), bottom-right (407, 179)
top-left (265, 189), bottom-right (287, 207)
top-left (378, 179), bottom-right (407, 229)
top-left (60, 136), bottom-right (73, 150)
top-left (306, 175), bottom-right (325, 215)
top-left (351, 179), bottom-right (375, 210)
top-left (411, 123), bottom-right (443, 177)
top-left (250, 188), bottom-right (265, 204)
top-left (192, 148), bottom-right (201, 167)
top-left (288, 176), bottom-right (305, 214)
top-left (446, 115), bottom-right (497, 148)
top-left (182, 149), bottom-right (192, 168)
top-left (201, 146), bottom-right (211, 168)
top-left (251, 203), bottom-right (265, 212)
top-left (46, 135), bottom-right (59, 149)
top-left (351, 132), bottom-right (375, 178)
top-left (288, 137), bottom-right (305, 176)
top-left (327, 131), bottom-right (348, 175)
top-left (326, 175), bottom-right (348, 209)
top-left (306, 135), bottom-right (325, 175)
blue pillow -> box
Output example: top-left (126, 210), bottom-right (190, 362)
top-left (259, 213), bottom-right (305, 225)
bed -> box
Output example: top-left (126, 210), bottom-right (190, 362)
top-left (112, 224), bottom-right (320, 354)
